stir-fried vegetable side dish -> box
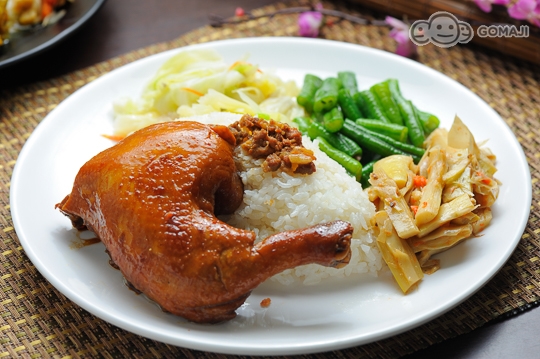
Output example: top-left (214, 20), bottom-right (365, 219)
top-left (366, 116), bottom-right (499, 293)
top-left (113, 49), bottom-right (304, 137)
top-left (293, 73), bottom-right (440, 186)
top-left (294, 72), bottom-right (499, 294)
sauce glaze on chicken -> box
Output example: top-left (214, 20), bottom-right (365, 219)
top-left (56, 118), bottom-right (353, 323)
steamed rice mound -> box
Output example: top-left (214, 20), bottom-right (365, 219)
top-left (223, 137), bottom-right (383, 285)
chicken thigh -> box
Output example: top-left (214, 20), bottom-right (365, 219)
top-left (57, 120), bottom-right (352, 323)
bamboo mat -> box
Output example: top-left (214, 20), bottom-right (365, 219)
top-left (1, 0), bottom-right (539, 358)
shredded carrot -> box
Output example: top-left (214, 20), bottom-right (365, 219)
top-left (42, 2), bottom-right (53, 17)
top-left (228, 61), bottom-right (263, 73)
top-left (476, 170), bottom-right (492, 185)
top-left (181, 87), bottom-right (204, 96)
top-left (102, 134), bottom-right (125, 142)
top-left (42, 0), bottom-right (58, 17)
top-left (413, 175), bottom-right (427, 188)
top-left (421, 201), bottom-right (428, 208)
top-left (228, 61), bottom-right (243, 70)
top-left (410, 205), bottom-right (418, 215)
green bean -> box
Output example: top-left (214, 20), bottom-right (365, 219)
top-left (317, 137), bottom-right (363, 181)
top-left (355, 118), bottom-right (408, 143)
top-left (322, 106), bottom-right (344, 133)
top-left (297, 74), bottom-right (323, 113)
top-left (360, 149), bottom-right (381, 166)
top-left (341, 119), bottom-right (411, 158)
top-left (353, 90), bottom-right (391, 123)
top-left (362, 127), bottom-right (425, 158)
top-left (386, 79), bottom-right (425, 147)
top-left (402, 100), bottom-right (426, 148)
top-left (313, 77), bottom-right (341, 113)
top-left (292, 116), bottom-right (312, 134)
top-left (370, 81), bottom-right (404, 125)
top-left (361, 160), bottom-right (377, 188)
top-left (311, 110), bottom-right (324, 124)
top-left (338, 71), bottom-right (358, 96)
top-left (415, 107), bottom-right (440, 135)
top-left (352, 90), bottom-right (367, 118)
top-left (338, 88), bottom-right (362, 121)
top-left (307, 121), bottom-right (362, 159)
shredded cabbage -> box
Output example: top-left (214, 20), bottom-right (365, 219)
top-left (113, 49), bottom-right (304, 136)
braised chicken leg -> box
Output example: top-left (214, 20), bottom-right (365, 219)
top-left (57, 121), bottom-right (352, 323)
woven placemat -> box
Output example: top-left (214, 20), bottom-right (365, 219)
top-left (1, 0), bottom-right (539, 358)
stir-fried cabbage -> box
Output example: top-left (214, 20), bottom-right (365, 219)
top-left (113, 49), bottom-right (304, 136)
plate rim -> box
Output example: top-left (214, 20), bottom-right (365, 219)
top-left (9, 37), bottom-right (533, 355)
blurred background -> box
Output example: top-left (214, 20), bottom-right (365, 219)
top-left (0, 0), bottom-right (279, 87)
top-left (1, 0), bottom-right (538, 89)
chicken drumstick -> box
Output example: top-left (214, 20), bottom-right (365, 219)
top-left (57, 121), bottom-right (352, 323)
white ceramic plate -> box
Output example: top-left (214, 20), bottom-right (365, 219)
top-left (10, 37), bottom-right (531, 355)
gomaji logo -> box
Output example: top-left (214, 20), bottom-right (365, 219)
top-left (409, 11), bottom-right (529, 48)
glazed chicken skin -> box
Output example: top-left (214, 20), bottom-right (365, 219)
top-left (57, 121), bottom-right (353, 323)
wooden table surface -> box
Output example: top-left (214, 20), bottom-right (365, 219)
top-left (1, 0), bottom-right (539, 358)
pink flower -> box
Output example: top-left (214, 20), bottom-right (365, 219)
top-left (385, 16), bottom-right (417, 58)
top-left (508, 0), bottom-right (540, 27)
top-left (235, 7), bottom-right (245, 17)
top-left (474, 0), bottom-right (510, 13)
top-left (298, 4), bottom-right (324, 37)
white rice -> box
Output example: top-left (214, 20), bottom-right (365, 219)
top-left (221, 136), bottom-right (383, 285)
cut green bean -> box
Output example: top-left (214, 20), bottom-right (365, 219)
top-left (386, 79), bottom-right (425, 147)
top-left (338, 88), bottom-right (362, 121)
top-left (360, 148), bottom-right (382, 166)
top-left (361, 160), bottom-right (377, 188)
top-left (402, 100), bottom-right (426, 148)
top-left (354, 90), bottom-right (391, 123)
top-left (311, 110), bottom-right (324, 124)
top-left (338, 71), bottom-right (358, 96)
top-left (307, 121), bottom-right (362, 159)
top-left (415, 107), bottom-right (440, 135)
top-left (317, 137), bottom-right (363, 181)
top-left (341, 119), bottom-right (412, 158)
top-left (355, 118), bottom-right (409, 143)
top-left (297, 74), bottom-right (323, 113)
top-left (370, 81), bottom-right (404, 125)
top-left (292, 116), bottom-right (312, 134)
top-left (323, 106), bottom-right (344, 133)
top-left (352, 90), bottom-right (367, 118)
top-left (313, 77), bottom-right (341, 113)
top-left (362, 127), bottom-right (425, 158)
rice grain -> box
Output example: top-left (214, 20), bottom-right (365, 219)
top-left (223, 136), bottom-right (383, 285)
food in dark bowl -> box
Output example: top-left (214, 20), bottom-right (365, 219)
top-left (0, 0), bottom-right (70, 45)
